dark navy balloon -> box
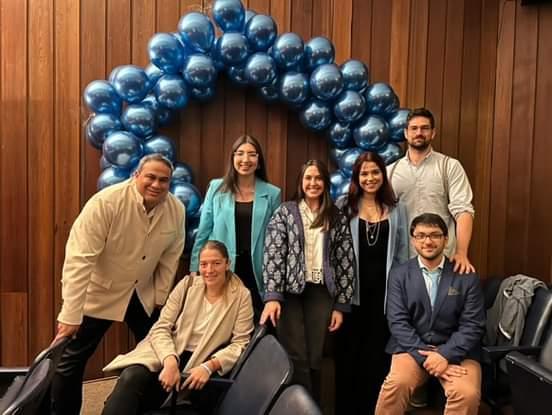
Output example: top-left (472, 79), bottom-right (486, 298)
top-left (183, 54), bottom-right (217, 87)
top-left (148, 33), bottom-right (186, 74)
top-left (143, 135), bottom-right (177, 162)
top-left (353, 114), bottom-right (389, 151)
top-left (364, 82), bottom-right (399, 116)
top-left (271, 33), bottom-right (304, 70)
top-left (171, 182), bottom-right (202, 218)
top-left (304, 37), bottom-right (335, 71)
top-left (245, 14), bottom-right (277, 52)
top-left (172, 162), bottom-right (194, 184)
top-left (184, 224), bottom-right (199, 254)
top-left (245, 52), bottom-right (277, 86)
top-left (337, 147), bottom-right (363, 177)
top-left (333, 90), bottom-right (366, 123)
top-left (121, 104), bottom-right (157, 138)
top-left (145, 63), bottom-right (164, 86)
top-left (212, 0), bottom-right (245, 32)
top-left (154, 74), bottom-right (189, 109)
top-left (279, 71), bottom-right (309, 106)
top-left (299, 99), bottom-right (333, 131)
top-left (177, 12), bottom-right (215, 53)
top-left (84, 80), bottom-right (122, 115)
top-left (377, 142), bottom-right (404, 165)
top-left (111, 65), bottom-right (150, 104)
top-left (258, 78), bottom-right (279, 102)
top-left (387, 108), bottom-right (410, 142)
top-left (85, 113), bottom-right (122, 149)
top-left (330, 147), bottom-right (348, 164)
top-left (191, 84), bottom-right (216, 102)
top-left (310, 63), bottom-right (344, 101)
top-left (227, 65), bottom-right (249, 86)
top-left (140, 94), bottom-right (173, 126)
top-left (327, 121), bottom-right (353, 149)
top-left (97, 167), bottom-right (131, 190)
top-left (217, 32), bottom-right (250, 66)
top-left (103, 131), bottom-right (143, 169)
top-left (340, 60), bottom-right (369, 92)
top-left (210, 38), bottom-right (226, 71)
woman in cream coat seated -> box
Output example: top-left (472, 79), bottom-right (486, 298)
top-left (101, 240), bottom-right (254, 415)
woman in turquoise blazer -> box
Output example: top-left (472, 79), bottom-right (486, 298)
top-left (190, 135), bottom-right (281, 315)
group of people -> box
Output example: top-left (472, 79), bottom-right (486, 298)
top-left (51, 107), bottom-right (485, 415)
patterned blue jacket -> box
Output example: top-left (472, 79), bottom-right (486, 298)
top-left (262, 201), bottom-right (355, 312)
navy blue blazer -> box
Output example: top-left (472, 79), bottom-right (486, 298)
top-left (385, 257), bottom-right (485, 365)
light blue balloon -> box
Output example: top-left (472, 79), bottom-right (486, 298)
top-left (227, 65), bottom-right (249, 86)
top-left (100, 155), bottom-right (113, 171)
top-left (244, 52), bottom-right (277, 86)
top-left (353, 114), bottom-right (389, 151)
top-left (245, 9), bottom-right (257, 24)
top-left (183, 54), bottom-right (217, 87)
top-left (271, 33), bottom-right (304, 70)
top-left (84, 80), bottom-right (122, 115)
top-left (212, 0), bottom-right (245, 32)
top-left (330, 147), bottom-right (348, 164)
top-left (86, 113), bottom-right (123, 149)
top-left (330, 170), bottom-right (350, 200)
top-left (148, 33), bottom-right (186, 74)
top-left (177, 12), bottom-right (215, 53)
top-left (121, 104), bottom-right (157, 138)
top-left (217, 32), bottom-right (250, 66)
top-left (378, 142), bottom-right (404, 165)
top-left (304, 36), bottom-right (335, 71)
top-left (140, 94), bottom-right (173, 126)
top-left (170, 182), bottom-right (202, 218)
top-left (245, 14), bottom-right (277, 52)
top-left (172, 162), bottom-right (194, 184)
top-left (111, 65), bottom-right (150, 104)
top-left (340, 60), bottom-right (369, 92)
top-left (364, 82), bottom-right (399, 116)
top-left (387, 108), bottom-right (410, 142)
top-left (310, 63), bottom-right (344, 101)
top-left (191, 84), bottom-right (216, 102)
top-left (102, 131), bottom-right (143, 170)
top-left (145, 63), bottom-right (164, 86)
top-left (337, 147), bottom-right (363, 177)
top-left (279, 71), bottom-right (310, 106)
top-left (327, 121), bottom-right (353, 149)
top-left (333, 90), bottom-right (366, 123)
top-left (299, 99), bottom-right (333, 132)
top-left (97, 167), bottom-right (131, 190)
top-left (154, 74), bottom-right (189, 109)
top-left (143, 135), bottom-right (177, 162)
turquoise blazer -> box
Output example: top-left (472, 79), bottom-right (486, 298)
top-left (190, 178), bottom-right (281, 293)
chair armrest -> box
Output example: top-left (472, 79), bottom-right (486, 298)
top-left (0, 367), bottom-right (29, 382)
top-left (506, 351), bottom-right (552, 384)
top-left (482, 345), bottom-right (541, 364)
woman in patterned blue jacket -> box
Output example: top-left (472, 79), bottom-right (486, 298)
top-left (260, 159), bottom-right (355, 402)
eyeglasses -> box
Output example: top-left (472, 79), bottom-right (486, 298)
top-left (407, 125), bottom-right (432, 133)
top-left (412, 233), bottom-right (445, 241)
top-left (233, 151), bottom-right (259, 159)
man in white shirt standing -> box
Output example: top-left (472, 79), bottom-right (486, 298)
top-left (388, 108), bottom-right (475, 274)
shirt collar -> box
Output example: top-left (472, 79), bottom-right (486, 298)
top-left (406, 147), bottom-right (434, 165)
top-left (131, 180), bottom-right (161, 217)
top-left (417, 255), bottom-right (445, 272)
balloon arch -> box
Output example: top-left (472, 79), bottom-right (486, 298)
top-left (83, 0), bottom-right (409, 252)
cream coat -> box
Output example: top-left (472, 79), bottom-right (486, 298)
top-left (103, 274), bottom-right (254, 375)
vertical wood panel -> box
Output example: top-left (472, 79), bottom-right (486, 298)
top-left (351, 0), bottom-right (372, 73)
top-left (406, 0), bottom-right (428, 108)
top-left (131, 0), bottom-right (156, 66)
top-left (107, 0), bottom-right (132, 70)
top-left (0, 294), bottom-right (28, 365)
top-left (370, 0), bottom-right (392, 82)
top-left (332, 0), bottom-right (352, 64)
top-left (390, 0), bottom-right (411, 104)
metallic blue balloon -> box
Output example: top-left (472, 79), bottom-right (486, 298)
top-left (212, 0), bottom-right (245, 32)
top-left (245, 9), bottom-right (257, 24)
top-left (183, 54), bottom-right (217, 87)
top-left (108, 66), bottom-right (125, 84)
top-left (330, 170), bottom-right (350, 200)
top-left (271, 33), bottom-right (304, 70)
top-left (84, 80), bottom-right (122, 115)
top-left (97, 167), bottom-right (131, 190)
top-left (100, 155), bottom-right (113, 170)
top-left (227, 65), bottom-right (249, 86)
top-left (121, 104), bottom-right (157, 138)
top-left (258, 77), bottom-right (279, 102)
top-left (184, 223), bottom-right (199, 253)
top-left (154, 74), bottom-right (189, 109)
top-left (145, 63), bottom-right (164, 86)
top-left (111, 65), bottom-right (150, 104)
top-left (304, 36), bottom-right (335, 71)
top-left (330, 147), bottom-right (348, 164)
top-left (327, 121), bottom-right (353, 149)
top-left (172, 162), bottom-right (194, 184)
top-left (340, 60), bottom-right (369, 92)
top-left (170, 182), bottom-right (202, 218)
top-left (333, 90), bottom-right (366, 123)
top-left (337, 147), bottom-right (363, 177)
top-left (210, 39), bottom-right (226, 71)
top-left (143, 135), bottom-right (176, 161)
top-left (245, 14), bottom-right (277, 52)
top-left (377, 142), bottom-right (404, 165)
top-left (387, 108), bottom-right (410, 143)
top-left (364, 82), bottom-right (399, 116)
top-left (299, 99), bottom-right (333, 132)
top-left (353, 115), bottom-right (389, 151)
top-left (102, 131), bottom-right (143, 169)
top-left (310, 63), bottom-right (344, 101)
top-left (216, 32), bottom-right (250, 66)
top-left (140, 94), bottom-right (173, 126)
top-left (86, 113), bottom-right (123, 149)
top-left (148, 33), bottom-right (186, 74)
top-left (278, 71), bottom-right (310, 106)
top-left (177, 12), bottom-right (215, 53)
top-left (191, 84), bottom-right (216, 102)
top-left (244, 52), bottom-right (276, 86)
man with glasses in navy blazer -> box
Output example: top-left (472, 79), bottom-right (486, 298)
top-left (375, 213), bottom-right (485, 415)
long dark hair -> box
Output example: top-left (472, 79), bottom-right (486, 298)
top-left (219, 135), bottom-right (268, 194)
top-left (293, 160), bottom-right (338, 230)
top-left (344, 151), bottom-right (397, 218)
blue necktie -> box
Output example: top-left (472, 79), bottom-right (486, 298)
top-left (428, 270), bottom-right (440, 308)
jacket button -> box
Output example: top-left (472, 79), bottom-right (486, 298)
top-left (135, 280), bottom-right (138, 284)
top-left (142, 255), bottom-right (146, 260)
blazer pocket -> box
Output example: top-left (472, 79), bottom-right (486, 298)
top-left (90, 273), bottom-right (113, 290)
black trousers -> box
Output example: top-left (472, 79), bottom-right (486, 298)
top-left (234, 253), bottom-right (263, 319)
top-left (52, 292), bottom-right (159, 415)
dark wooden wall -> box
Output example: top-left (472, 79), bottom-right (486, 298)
top-left (1, 0), bottom-right (551, 377)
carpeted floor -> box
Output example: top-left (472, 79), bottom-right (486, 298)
top-left (81, 377), bottom-right (117, 415)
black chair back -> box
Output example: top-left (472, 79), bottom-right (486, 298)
top-left (520, 287), bottom-right (552, 346)
top-left (229, 324), bottom-right (267, 380)
top-left (217, 335), bottom-right (293, 415)
top-left (268, 385), bottom-right (321, 415)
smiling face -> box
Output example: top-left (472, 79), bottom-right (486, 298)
top-left (358, 161), bottom-right (383, 196)
top-left (232, 142), bottom-right (259, 177)
top-left (134, 160), bottom-right (172, 210)
top-left (412, 223), bottom-right (448, 262)
top-left (302, 165), bottom-right (324, 203)
top-left (404, 115), bottom-right (436, 151)
top-left (199, 247), bottom-right (230, 291)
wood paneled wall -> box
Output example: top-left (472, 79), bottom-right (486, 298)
top-left (1, 0), bottom-right (551, 376)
